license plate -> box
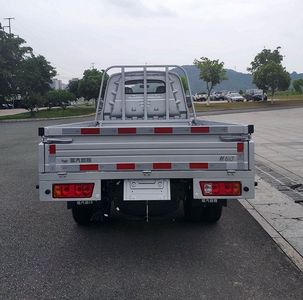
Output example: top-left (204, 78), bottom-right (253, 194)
top-left (124, 179), bottom-right (170, 201)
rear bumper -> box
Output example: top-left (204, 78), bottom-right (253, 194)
top-left (39, 170), bottom-right (255, 201)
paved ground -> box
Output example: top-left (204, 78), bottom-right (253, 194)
top-left (0, 108), bottom-right (27, 116)
top-left (204, 107), bottom-right (303, 263)
top-left (203, 107), bottom-right (303, 178)
top-left (1, 112), bottom-right (303, 299)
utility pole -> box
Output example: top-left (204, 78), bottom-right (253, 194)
top-left (3, 17), bottom-right (15, 34)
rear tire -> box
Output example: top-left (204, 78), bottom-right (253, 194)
top-left (201, 204), bottom-right (222, 223)
top-left (184, 183), bottom-right (223, 223)
top-left (72, 205), bottom-right (94, 226)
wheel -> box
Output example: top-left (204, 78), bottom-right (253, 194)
top-left (183, 183), bottom-right (223, 223)
top-left (200, 204), bottom-right (222, 223)
top-left (72, 205), bottom-right (94, 226)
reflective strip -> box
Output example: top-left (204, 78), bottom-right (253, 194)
top-left (81, 128), bottom-right (100, 135)
top-left (80, 164), bottom-right (99, 171)
top-left (117, 163), bottom-right (136, 170)
top-left (47, 126), bottom-right (245, 136)
top-left (153, 163), bottom-right (172, 169)
top-left (191, 127), bottom-right (209, 133)
top-left (49, 144), bottom-right (56, 155)
top-left (118, 128), bottom-right (137, 134)
top-left (237, 142), bottom-right (244, 153)
top-left (189, 163), bottom-right (208, 169)
top-left (51, 161), bottom-right (234, 173)
top-left (154, 127), bottom-right (173, 134)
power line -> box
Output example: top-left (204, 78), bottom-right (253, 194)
top-left (3, 17), bottom-right (15, 34)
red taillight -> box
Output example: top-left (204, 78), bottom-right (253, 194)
top-left (200, 181), bottom-right (241, 196)
top-left (53, 183), bottom-right (94, 198)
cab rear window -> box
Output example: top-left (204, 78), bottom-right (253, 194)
top-left (125, 80), bottom-right (165, 94)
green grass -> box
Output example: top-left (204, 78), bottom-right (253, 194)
top-left (274, 94), bottom-right (303, 101)
top-left (2, 98), bottom-right (303, 120)
top-left (194, 99), bottom-right (303, 112)
top-left (0, 106), bottom-right (96, 120)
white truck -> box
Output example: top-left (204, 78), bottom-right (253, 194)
top-left (38, 65), bottom-right (255, 225)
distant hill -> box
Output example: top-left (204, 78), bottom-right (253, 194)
top-left (172, 65), bottom-right (303, 94)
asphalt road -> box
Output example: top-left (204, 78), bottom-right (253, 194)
top-left (1, 117), bottom-right (303, 300)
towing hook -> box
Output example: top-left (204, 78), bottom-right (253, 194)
top-left (254, 181), bottom-right (258, 187)
top-left (36, 185), bottom-right (39, 189)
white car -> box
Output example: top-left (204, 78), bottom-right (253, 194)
top-left (226, 92), bottom-right (245, 102)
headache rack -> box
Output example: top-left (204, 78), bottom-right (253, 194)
top-left (94, 65), bottom-right (197, 125)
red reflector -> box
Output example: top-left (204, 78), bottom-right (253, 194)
top-left (49, 144), bottom-right (56, 155)
top-left (80, 164), bottom-right (99, 171)
top-left (189, 163), bottom-right (208, 169)
top-left (191, 127), bottom-right (209, 133)
top-left (237, 142), bottom-right (244, 153)
top-left (200, 181), bottom-right (241, 196)
top-left (117, 163), bottom-right (136, 170)
top-left (153, 163), bottom-right (172, 169)
top-left (154, 127), bottom-right (173, 134)
top-left (81, 128), bottom-right (100, 135)
top-left (118, 128), bottom-right (137, 134)
top-left (53, 183), bottom-right (94, 198)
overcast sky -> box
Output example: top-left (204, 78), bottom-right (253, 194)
top-left (1, 0), bottom-right (302, 82)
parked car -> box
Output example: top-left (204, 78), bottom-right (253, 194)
top-left (211, 91), bottom-right (225, 101)
top-left (245, 89), bottom-right (267, 101)
top-left (0, 103), bottom-right (9, 109)
top-left (226, 92), bottom-right (245, 102)
top-left (194, 92), bottom-right (207, 101)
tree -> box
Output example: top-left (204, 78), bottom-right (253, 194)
top-left (292, 79), bottom-right (303, 94)
top-left (193, 57), bottom-right (226, 105)
top-left (46, 90), bottom-right (76, 110)
top-left (17, 54), bottom-right (57, 112)
top-left (248, 48), bottom-right (290, 103)
top-left (78, 69), bottom-right (109, 102)
top-left (22, 92), bottom-right (45, 116)
top-left (180, 76), bottom-right (189, 94)
top-left (0, 31), bottom-right (32, 101)
top-left (67, 79), bottom-right (80, 98)
top-left (248, 47), bottom-right (283, 73)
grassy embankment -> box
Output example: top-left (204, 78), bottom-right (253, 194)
top-left (194, 97), bottom-right (303, 112)
top-left (1, 95), bottom-right (303, 120)
top-left (0, 106), bottom-right (95, 120)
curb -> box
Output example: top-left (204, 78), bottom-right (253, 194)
top-left (0, 113), bottom-right (95, 123)
top-left (239, 199), bottom-right (303, 272)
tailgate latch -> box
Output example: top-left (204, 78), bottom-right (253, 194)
top-left (142, 170), bottom-right (152, 176)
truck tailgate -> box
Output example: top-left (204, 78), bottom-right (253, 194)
top-left (40, 123), bottom-right (253, 175)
